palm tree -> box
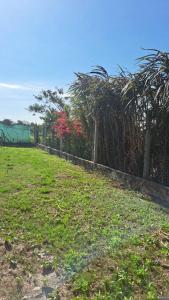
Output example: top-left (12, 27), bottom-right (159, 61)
top-left (123, 49), bottom-right (169, 179)
top-left (70, 66), bottom-right (128, 164)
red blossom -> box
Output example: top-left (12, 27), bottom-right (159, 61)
top-left (52, 112), bottom-right (83, 138)
top-left (52, 111), bottom-right (71, 137)
top-left (72, 119), bottom-right (83, 136)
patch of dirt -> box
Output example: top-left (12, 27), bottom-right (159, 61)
top-left (0, 238), bottom-right (73, 300)
top-left (57, 284), bottom-right (73, 300)
top-left (0, 238), bottom-right (52, 300)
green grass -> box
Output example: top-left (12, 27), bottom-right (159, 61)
top-left (0, 147), bottom-right (169, 299)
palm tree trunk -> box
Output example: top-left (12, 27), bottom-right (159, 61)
top-left (93, 113), bottom-right (99, 163)
top-left (143, 114), bottom-right (151, 179)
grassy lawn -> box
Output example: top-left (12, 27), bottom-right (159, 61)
top-left (0, 147), bottom-right (169, 300)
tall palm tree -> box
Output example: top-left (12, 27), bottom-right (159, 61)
top-left (123, 49), bottom-right (169, 178)
top-left (70, 66), bottom-right (128, 164)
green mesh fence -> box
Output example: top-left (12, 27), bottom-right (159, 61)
top-left (0, 124), bottom-right (31, 144)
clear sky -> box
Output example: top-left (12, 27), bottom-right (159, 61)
top-left (0, 0), bottom-right (169, 123)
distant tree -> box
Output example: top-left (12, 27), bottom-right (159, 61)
top-left (28, 88), bottom-right (69, 125)
top-left (16, 120), bottom-right (28, 125)
top-left (1, 119), bottom-right (13, 125)
top-left (28, 88), bottom-right (71, 148)
top-left (16, 120), bottom-right (33, 126)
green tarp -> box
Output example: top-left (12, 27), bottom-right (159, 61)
top-left (0, 124), bottom-right (31, 144)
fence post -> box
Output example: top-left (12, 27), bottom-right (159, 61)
top-left (60, 136), bottom-right (63, 152)
top-left (51, 129), bottom-right (55, 147)
top-left (34, 125), bottom-right (39, 145)
top-left (42, 123), bottom-right (47, 145)
top-left (93, 113), bottom-right (99, 163)
top-left (143, 114), bottom-right (151, 179)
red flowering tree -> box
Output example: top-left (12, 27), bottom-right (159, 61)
top-left (52, 111), bottom-right (83, 151)
top-left (53, 112), bottom-right (71, 137)
top-left (52, 111), bottom-right (71, 150)
top-left (72, 118), bottom-right (83, 136)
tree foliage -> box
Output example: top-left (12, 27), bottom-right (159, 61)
top-left (28, 88), bottom-right (68, 124)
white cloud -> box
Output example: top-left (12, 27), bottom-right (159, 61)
top-left (0, 82), bottom-right (69, 92)
top-left (0, 82), bottom-right (44, 91)
top-left (0, 82), bottom-right (33, 90)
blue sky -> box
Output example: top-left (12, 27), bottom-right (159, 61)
top-left (0, 0), bottom-right (169, 123)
